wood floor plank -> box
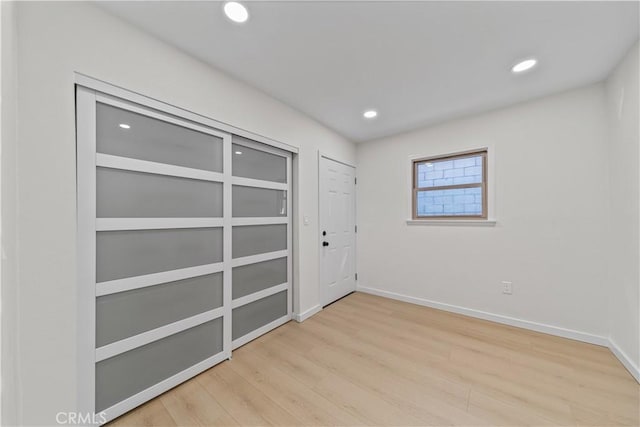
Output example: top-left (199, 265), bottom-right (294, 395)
top-left (467, 388), bottom-right (560, 426)
top-left (159, 379), bottom-right (239, 426)
top-left (196, 362), bottom-right (302, 426)
top-left (228, 345), bottom-right (367, 426)
top-left (251, 334), bottom-right (451, 425)
top-left (109, 292), bottom-right (640, 426)
top-left (300, 316), bottom-right (472, 412)
top-left (108, 397), bottom-right (177, 427)
top-left (242, 340), bottom-right (427, 425)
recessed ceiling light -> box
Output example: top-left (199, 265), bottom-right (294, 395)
top-left (224, 2), bottom-right (249, 23)
top-left (235, 151), bottom-right (243, 155)
top-left (363, 110), bottom-right (378, 119)
top-left (512, 58), bottom-right (537, 73)
top-left (119, 123), bottom-right (131, 129)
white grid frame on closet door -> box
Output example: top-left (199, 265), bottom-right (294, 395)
top-left (76, 77), bottom-right (295, 424)
top-left (230, 138), bottom-right (293, 350)
top-left (77, 88), bottom-right (231, 423)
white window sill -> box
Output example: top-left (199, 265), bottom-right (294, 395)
top-left (406, 219), bottom-right (497, 227)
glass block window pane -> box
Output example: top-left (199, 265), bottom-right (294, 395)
top-left (413, 150), bottom-right (487, 218)
top-left (417, 187), bottom-right (483, 216)
top-left (416, 154), bottom-right (483, 188)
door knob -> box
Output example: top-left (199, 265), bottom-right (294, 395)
top-left (322, 241), bottom-right (329, 247)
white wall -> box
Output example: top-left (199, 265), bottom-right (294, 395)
top-left (1, 1), bottom-right (20, 425)
top-left (357, 84), bottom-right (611, 341)
top-left (605, 42), bottom-right (639, 379)
top-left (12, 2), bottom-right (354, 424)
top-left (8, 2), bottom-right (638, 423)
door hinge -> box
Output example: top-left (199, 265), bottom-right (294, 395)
top-left (355, 273), bottom-right (358, 280)
top-left (355, 225), bottom-right (357, 233)
top-left (354, 177), bottom-right (357, 185)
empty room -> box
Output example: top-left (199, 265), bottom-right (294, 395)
top-left (1, 0), bottom-right (639, 426)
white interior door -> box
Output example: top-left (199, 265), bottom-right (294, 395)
top-left (319, 156), bottom-right (356, 306)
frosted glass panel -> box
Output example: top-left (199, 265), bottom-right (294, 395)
top-left (232, 258), bottom-right (287, 299)
top-left (232, 141), bottom-right (286, 183)
top-left (95, 318), bottom-right (223, 411)
top-left (86, 93), bottom-right (299, 421)
top-left (97, 228), bottom-right (222, 282)
top-left (232, 225), bottom-right (287, 259)
top-left (232, 186), bottom-right (286, 217)
top-left (96, 273), bottom-right (223, 346)
top-left (97, 103), bottom-right (223, 172)
top-left (97, 168), bottom-right (222, 218)
top-left (232, 291), bottom-right (287, 340)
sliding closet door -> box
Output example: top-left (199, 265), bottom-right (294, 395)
top-left (231, 136), bottom-right (292, 348)
top-left (77, 88), bottom-right (230, 422)
top-left (77, 85), bottom-right (293, 424)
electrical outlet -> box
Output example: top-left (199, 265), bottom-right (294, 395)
top-left (502, 281), bottom-right (513, 295)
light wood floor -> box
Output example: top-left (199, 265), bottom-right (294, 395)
top-left (110, 292), bottom-right (639, 426)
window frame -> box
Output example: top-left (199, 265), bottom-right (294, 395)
top-left (412, 149), bottom-right (488, 220)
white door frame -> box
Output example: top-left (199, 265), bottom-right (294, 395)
top-left (317, 152), bottom-right (357, 307)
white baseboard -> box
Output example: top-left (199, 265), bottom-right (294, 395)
top-left (293, 304), bottom-right (322, 323)
top-left (356, 286), bottom-right (609, 346)
top-left (608, 338), bottom-right (640, 383)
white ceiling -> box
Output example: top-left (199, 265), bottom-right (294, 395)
top-left (98, 1), bottom-right (639, 142)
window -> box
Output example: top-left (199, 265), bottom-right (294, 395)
top-left (412, 149), bottom-right (487, 219)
